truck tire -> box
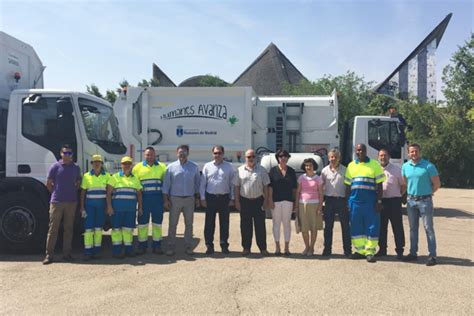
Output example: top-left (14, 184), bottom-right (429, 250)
top-left (0, 192), bottom-right (48, 253)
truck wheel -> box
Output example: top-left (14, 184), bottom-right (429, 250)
top-left (0, 192), bottom-right (48, 253)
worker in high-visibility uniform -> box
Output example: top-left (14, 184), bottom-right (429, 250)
top-left (79, 154), bottom-right (110, 260)
top-left (344, 143), bottom-right (386, 263)
top-left (106, 156), bottom-right (143, 258)
top-left (132, 147), bottom-right (167, 254)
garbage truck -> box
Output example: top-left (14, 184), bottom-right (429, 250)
top-left (113, 86), bottom-right (406, 173)
top-left (0, 31), bottom-right (127, 252)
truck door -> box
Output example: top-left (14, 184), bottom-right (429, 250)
top-left (18, 94), bottom-right (80, 181)
top-left (367, 119), bottom-right (405, 165)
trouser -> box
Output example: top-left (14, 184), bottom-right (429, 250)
top-left (240, 196), bottom-right (266, 251)
top-left (407, 196), bottom-right (436, 257)
top-left (111, 211), bottom-right (136, 255)
top-left (379, 197), bottom-right (405, 255)
top-left (45, 202), bottom-right (77, 258)
top-left (204, 193), bottom-right (230, 248)
top-left (271, 200), bottom-right (293, 243)
top-left (83, 199), bottom-right (106, 256)
top-left (167, 196), bottom-right (194, 250)
top-left (137, 194), bottom-right (164, 250)
top-left (323, 196), bottom-right (351, 255)
top-left (349, 199), bottom-right (380, 256)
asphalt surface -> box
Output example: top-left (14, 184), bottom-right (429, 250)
top-left (0, 188), bottom-right (472, 314)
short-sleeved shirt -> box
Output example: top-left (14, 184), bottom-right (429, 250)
top-left (162, 160), bottom-right (200, 197)
top-left (132, 160), bottom-right (167, 195)
top-left (269, 166), bottom-right (297, 202)
top-left (80, 170), bottom-right (111, 200)
top-left (298, 174), bottom-right (322, 203)
top-left (234, 164), bottom-right (270, 199)
top-left (344, 157), bottom-right (386, 202)
top-left (47, 160), bottom-right (81, 203)
top-left (382, 163), bottom-right (403, 198)
top-left (402, 159), bottom-right (439, 196)
top-left (321, 164), bottom-right (346, 197)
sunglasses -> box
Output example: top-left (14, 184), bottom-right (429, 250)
top-left (213, 152), bottom-right (223, 155)
top-left (246, 155), bottom-right (255, 158)
top-left (62, 151), bottom-right (73, 156)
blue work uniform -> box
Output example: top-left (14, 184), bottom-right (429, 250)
top-left (345, 157), bottom-right (386, 256)
top-left (80, 169), bottom-right (110, 256)
top-left (132, 160), bottom-right (167, 250)
top-left (108, 171), bottom-right (143, 255)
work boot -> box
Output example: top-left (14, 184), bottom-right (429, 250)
top-left (375, 250), bottom-right (386, 257)
top-left (153, 248), bottom-right (163, 255)
top-left (62, 254), bottom-right (74, 262)
top-left (113, 253), bottom-right (125, 259)
top-left (83, 254), bottom-right (93, 262)
top-left (136, 248), bottom-right (146, 256)
top-left (366, 255), bottom-right (377, 263)
top-left (350, 252), bottom-right (366, 260)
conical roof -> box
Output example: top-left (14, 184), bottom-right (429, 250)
top-left (233, 43), bottom-right (307, 95)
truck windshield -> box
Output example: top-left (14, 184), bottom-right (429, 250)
top-left (78, 98), bottom-right (126, 154)
top-left (368, 119), bottom-right (402, 159)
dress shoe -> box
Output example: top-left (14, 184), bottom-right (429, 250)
top-left (426, 257), bottom-right (437, 266)
top-left (185, 248), bottom-right (194, 255)
top-left (42, 256), bottom-right (53, 265)
top-left (403, 254), bottom-right (418, 262)
top-left (221, 246), bottom-right (230, 254)
top-left (206, 247), bottom-right (215, 255)
top-left (62, 254), bottom-right (74, 262)
top-left (242, 249), bottom-right (250, 256)
top-left (322, 249), bottom-right (331, 257)
top-left (260, 249), bottom-right (269, 256)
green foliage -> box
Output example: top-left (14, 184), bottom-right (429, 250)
top-left (105, 90), bottom-right (117, 104)
top-left (86, 84), bottom-right (103, 99)
top-left (282, 71), bottom-right (373, 134)
top-left (137, 78), bottom-right (160, 87)
top-left (197, 74), bottom-right (229, 87)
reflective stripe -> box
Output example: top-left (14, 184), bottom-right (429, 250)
top-left (87, 188), bottom-right (106, 193)
top-left (111, 229), bottom-right (122, 245)
top-left (141, 179), bottom-right (162, 185)
top-left (86, 194), bottom-right (107, 199)
top-left (352, 235), bottom-right (367, 239)
top-left (353, 177), bottom-right (375, 183)
top-left (351, 185), bottom-right (376, 190)
top-left (114, 188), bottom-right (136, 193)
top-left (138, 225), bottom-right (148, 242)
top-left (143, 187), bottom-right (161, 192)
top-left (113, 195), bottom-right (137, 200)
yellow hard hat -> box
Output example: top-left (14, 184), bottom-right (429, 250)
top-left (91, 154), bottom-right (103, 163)
top-left (121, 156), bottom-right (133, 164)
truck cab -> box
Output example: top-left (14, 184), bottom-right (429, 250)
top-left (0, 32), bottom-right (127, 252)
top-left (342, 116), bottom-right (407, 166)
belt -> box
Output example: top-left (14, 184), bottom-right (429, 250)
top-left (408, 194), bottom-right (432, 201)
top-left (324, 195), bottom-right (346, 199)
top-left (206, 192), bottom-right (230, 197)
top-left (172, 195), bottom-right (194, 198)
top-left (240, 195), bottom-right (263, 201)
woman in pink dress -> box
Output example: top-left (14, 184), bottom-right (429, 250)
top-left (294, 158), bottom-right (324, 256)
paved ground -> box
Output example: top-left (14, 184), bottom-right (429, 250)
top-left (0, 188), bottom-right (472, 314)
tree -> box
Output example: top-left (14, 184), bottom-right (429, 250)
top-left (105, 90), bottom-right (117, 104)
top-left (197, 74), bottom-right (229, 87)
top-left (137, 78), bottom-right (161, 87)
top-left (86, 84), bottom-right (103, 98)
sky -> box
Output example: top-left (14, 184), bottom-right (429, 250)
top-left (1, 0), bottom-right (472, 100)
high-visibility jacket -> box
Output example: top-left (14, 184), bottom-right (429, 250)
top-left (344, 157), bottom-right (386, 202)
top-left (108, 171), bottom-right (143, 212)
top-left (132, 160), bottom-right (167, 195)
top-left (81, 169), bottom-right (110, 200)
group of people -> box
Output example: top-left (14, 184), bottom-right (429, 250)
top-left (42, 142), bottom-right (440, 267)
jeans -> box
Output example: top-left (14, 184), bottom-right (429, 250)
top-left (407, 196), bottom-right (436, 257)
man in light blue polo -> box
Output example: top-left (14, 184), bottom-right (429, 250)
top-left (402, 143), bottom-right (440, 266)
top-left (163, 145), bottom-right (200, 256)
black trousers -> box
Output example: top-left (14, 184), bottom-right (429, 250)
top-left (379, 197), bottom-right (405, 255)
top-left (240, 196), bottom-right (266, 251)
top-left (204, 193), bottom-right (230, 248)
top-left (323, 196), bottom-right (351, 255)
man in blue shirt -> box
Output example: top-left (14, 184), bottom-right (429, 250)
top-left (402, 143), bottom-right (440, 266)
top-left (163, 145), bottom-right (200, 256)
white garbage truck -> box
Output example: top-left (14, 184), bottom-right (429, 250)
top-left (0, 31), bottom-right (127, 252)
top-left (113, 87), bottom-right (406, 172)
